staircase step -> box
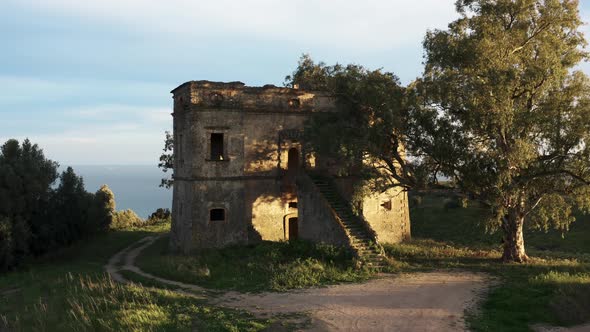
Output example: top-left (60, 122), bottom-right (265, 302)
top-left (355, 249), bottom-right (381, 255)
top-left (357, 249), bottom-right (381, 257)
top-left (355, 249), bottom-right (381, 256)
top-left (348, 230), bottom-right (371, 237)
top-left (345, 228), bottom-right (364, 233)
top-left (350, 237), bottom-right (373, 244)
top-left (359, 254), bottom-right (382, 259)
top-left (349, 236), bottom-right (372, 242)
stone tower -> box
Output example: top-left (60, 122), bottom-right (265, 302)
top-left (169, 81), bottom-right (410, 256)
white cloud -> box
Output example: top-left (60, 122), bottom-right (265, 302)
top-left (1, 100), bottom-right (172, 165)
top-left (12, 0), bottom-right (459, 50)
top-left (0, 76), bottom-right (78, 104)
top-left (64, 104), bottom-right (171, 124)
top-left (0, 121), bottom-right (169, 165)
top-left (0, 76), bottom-right (173, 106)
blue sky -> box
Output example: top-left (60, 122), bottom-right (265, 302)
top-left (2, 0), bottom-right (590, 165)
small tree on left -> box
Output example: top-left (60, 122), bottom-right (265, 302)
top-left (158, 131), bottom-right (174, 189)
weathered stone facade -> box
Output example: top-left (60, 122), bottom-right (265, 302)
top-left (169, 80), bottom-right (410, 254)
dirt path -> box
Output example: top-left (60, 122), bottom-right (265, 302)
top-left (216, 272), bottom-right (489, 331)
top-left (533, 324), bottom-right (590, 332)
top-left (106, 236), bottom-right (493, 331)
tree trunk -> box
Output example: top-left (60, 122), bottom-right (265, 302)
top-left (501, 211), bottom-right (529, 263)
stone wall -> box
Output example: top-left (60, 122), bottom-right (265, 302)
top-left (297, 175), bottom-right (350, 246)
top-left (361, 187), bottom-right (411, 244)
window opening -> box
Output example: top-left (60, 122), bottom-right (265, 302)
top-left (210, 133), bottom-right (224, 160)
top-left (210, 209), bottom-right (225, 221)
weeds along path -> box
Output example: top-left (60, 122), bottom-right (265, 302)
top-left (107, 236), bottom-right (491, 332)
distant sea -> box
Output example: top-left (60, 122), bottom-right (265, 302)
top-left (61, 165), bottom-right (172, 218)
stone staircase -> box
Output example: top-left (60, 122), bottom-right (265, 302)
top-left (309, 175), bottom-right (389, 270)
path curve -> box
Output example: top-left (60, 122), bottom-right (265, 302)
top-left (106, 236), bottom-right (492, 331)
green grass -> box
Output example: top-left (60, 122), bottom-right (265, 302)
top-left (410, 194), bottom-right (590, 253)
top-left (390, 195), bottom-right (590, 331)
top-left (136, 237), bottom-right (374, 292)
top-left (1, 273), bottom-right (268, 331)
top-left (0, 221), bottom-right (270, 331)
top-left (119, 269), bottom-right (187, 292)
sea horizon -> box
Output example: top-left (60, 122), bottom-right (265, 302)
top-left (59, 164), bottom-right (172, 218)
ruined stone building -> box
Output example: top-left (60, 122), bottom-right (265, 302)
top-left (169, 81), bottom-right (410, 264)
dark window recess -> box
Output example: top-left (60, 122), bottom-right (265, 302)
top-left (288, 98), bottom-right (300, 108)
top-left (210, 133), bottom-right (224, 160)
top-left (210, 209), bottom-right (225, 221)
top-left (381, 200), bottom-right (392, 211)
top-left (179, 134), bottom-right (184, 166)
top-left (288, 202), bottom-right (298, 209)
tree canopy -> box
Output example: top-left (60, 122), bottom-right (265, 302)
top-left (285, 55), bottom-right (424, 192)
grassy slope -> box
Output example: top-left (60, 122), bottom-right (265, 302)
top-left (137, 237), bottom-right (373, 292)
top-left (387, 195), bottom-right (590, 332)
top-left (0, 223), bottom-right (269, 331)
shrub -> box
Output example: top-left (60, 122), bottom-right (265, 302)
top-left (111, 208), bottom-right (172, 230)
top-left (270, 258), bottom-right (325, 290)
top-left (93, 185), bottom-right (115, 231)
top-left (112, 209), bottom-right (144, 229)
top-left (444, 196), bottom-right (469, 210)
top-left (409, 195), bottom-right (423, 208)
top-left (0, 217), bottom-right (13, 270)
top-left (461, 197), bottom-right (469, 208)
top-left (147, 208), bottom-right (171, 224)
top-left (11, 216), bottom-right (30, 259)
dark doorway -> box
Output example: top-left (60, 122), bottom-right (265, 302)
top-left (288, 217), bottom-right (298, 240)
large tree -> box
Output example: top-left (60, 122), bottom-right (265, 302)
top-left (0, 139), bottom-right (58, 262)
top-left (416, 0), bottom-right (590, 262)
